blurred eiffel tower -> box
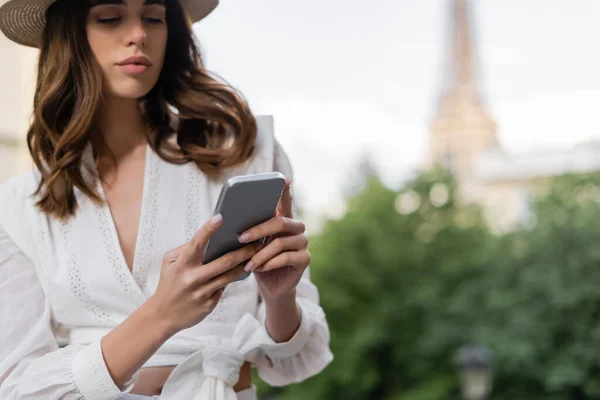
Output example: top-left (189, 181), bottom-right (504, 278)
top-left (428, 0), bottom-right (498, 202)
top-left (427, 0), bottom-right (600, 232)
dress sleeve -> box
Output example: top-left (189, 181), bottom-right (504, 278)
top-left (253, 141), bottom-right (334, 386)
top-left (0, 184), bottom-right (137, 400)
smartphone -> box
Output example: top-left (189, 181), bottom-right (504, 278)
top-left (202, 172), bottom-right (287, 281)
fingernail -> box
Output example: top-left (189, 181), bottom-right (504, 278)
top-left (211, 214), bottom-right (223, 226)
top-left (244, 261), bottom-right (254, 271)
top-left (239, 232), bottom-right (251, 243)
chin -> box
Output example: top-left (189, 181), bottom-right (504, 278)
top-left (106, 83), bottom-right (156, 100)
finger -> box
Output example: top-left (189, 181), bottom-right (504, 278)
top-left (162, 242), bottom-right (188, 265)
top-left (244, 235), bottom-right (308, 272)
top-left (202, 263), bottom-right (247, 295)
top-left (276, 179), bottom-right (294, 218)
top-left (238, 216), bottom-right (305, 244)
top-left (202, 285), bottom-right (225, 306)
top-left (178, 214), bottom-right (223, 266)
top-left (196, 243), bottom-right (261, 281)
top-left (253, 250), bottom-right (311, 273)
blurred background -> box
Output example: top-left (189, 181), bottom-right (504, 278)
top-left (2, 0), bottom-right (600, 399)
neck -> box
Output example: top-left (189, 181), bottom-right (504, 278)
top-left (93, 96), bottom-right (148, 163)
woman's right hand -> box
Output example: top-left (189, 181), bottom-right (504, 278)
top-left (147, 214), bottom-right (259, 335)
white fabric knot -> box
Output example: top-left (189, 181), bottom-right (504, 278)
top-left (201, 348), bottom-right (244, 386)
top-left (196, 313), bottom-right (272, 400)
top-left (161, 313), bottom-right (273, 400)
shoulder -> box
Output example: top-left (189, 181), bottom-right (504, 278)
top-left (273, 139), bottom-right (293, 180)
top-left (0, 171), bottom-right (40, 212)
top-left (0, 171), bottom-right (42, 247)
top-left (254, 115), bottom-right (276, 156)
top-left (253, 115), bottom-right (292, 172)
top-left (249, 115), bottom-right (277, 169)
top-left (254, 115), bottom-right (293, 179)
top-left (222, 115), bottom-right (282, 178)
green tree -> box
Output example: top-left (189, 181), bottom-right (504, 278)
top-left (256, 169), bottom-right (600, 400)
top-left (258, 168), bottom-right (495, 400)
top-left (478, 172), bottom-right (600, 400)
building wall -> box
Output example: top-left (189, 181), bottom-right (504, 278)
top-left (0, 137), bottom-right (30, 183)
top-left (0, 21), bottom-right (37, 184)
top-left (479, 177), bottom-right (548, 233)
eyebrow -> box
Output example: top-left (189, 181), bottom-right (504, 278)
top-left (89, 0), bottom-right (165, 7)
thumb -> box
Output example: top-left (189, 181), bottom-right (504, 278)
top-left (178, 213), bottom-right (223, 265)
top-left (277, 179), bottom-right (294, 218)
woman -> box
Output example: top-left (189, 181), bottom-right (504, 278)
top-left (0, 0), bottom-right (333, 399)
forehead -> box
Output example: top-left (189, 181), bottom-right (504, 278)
top-left (88, 0), bottom-right (166, 7)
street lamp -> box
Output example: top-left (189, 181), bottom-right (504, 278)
top-left (455, 343), bottom-right (493, 400)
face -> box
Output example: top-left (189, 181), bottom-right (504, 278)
top-left (86, 0), bottom-right (168, 99)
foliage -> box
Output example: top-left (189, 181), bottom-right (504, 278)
top-left (257, 169), bottom-right (600, 400)
top-left (478, 173), bottom-right (600, 400)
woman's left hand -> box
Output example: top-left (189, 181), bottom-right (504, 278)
top-left (238, 179), bottom-right (310, 299)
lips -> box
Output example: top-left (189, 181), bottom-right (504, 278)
top-left (116, 56), bottom-right (152, 67)
top-left (116, 56), bottom-right (152, 75)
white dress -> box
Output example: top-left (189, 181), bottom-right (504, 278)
top-left (0, 119), bottom-right (333, 400)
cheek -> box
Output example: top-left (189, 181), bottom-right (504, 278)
top-left (86, 28), bottom-right (111, 68)
top-left (149, 30), bottom-right (168, 74)
top-left (154, 30), bottom-right (168, 63)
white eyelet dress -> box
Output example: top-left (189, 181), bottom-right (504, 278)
top-left (0, 117), bottom-right (333, 400)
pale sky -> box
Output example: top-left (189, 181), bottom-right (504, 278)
top-left (195, 0), bottom-right (600, 222)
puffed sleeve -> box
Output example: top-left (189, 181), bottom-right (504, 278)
top-left (253, 141), bottom-right (334, 386)
top-left (0, 182), bottom-right (138, 400)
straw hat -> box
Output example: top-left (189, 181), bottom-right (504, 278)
top-left (0, 0), bottom-right (218, 48)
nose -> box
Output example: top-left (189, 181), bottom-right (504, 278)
top-left (125, 22), bottom-right (147, 47)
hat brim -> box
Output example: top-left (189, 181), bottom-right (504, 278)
top-left (0, 0), bottom-right (218, 48)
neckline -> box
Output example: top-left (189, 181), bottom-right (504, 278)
top-left (86, 141), bottom-right (155, 296)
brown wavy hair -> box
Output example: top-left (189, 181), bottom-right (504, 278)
top-left (28, 0), bottom-right (257, 220)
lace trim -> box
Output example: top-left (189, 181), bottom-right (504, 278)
top-left (72, 340), bottom-right (125, 399)
top-left (90, 144), bottom-right (158, 298)
top-left (185, 163), bottom-right (259, 322)
top-left (38, 222), bottom-right (49, 278)
top-left (40, 219), bottom-right (71, 323)
top-left (184, 163), bottom-right (224, 321)
top-left (85, 141), bottom-right (139, 301)
top-left (185, 162), bottom-right (205, 242)
top-left (133, 147), bottom-right (161, 289)
top-left (94, 201), bottom-right (139, 300)
top-left (60, 218), bottom-right (114, 325)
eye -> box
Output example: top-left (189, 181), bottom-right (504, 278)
top-left (97, 17), bottom-right (121, 24)
top-left (143, 17), bottom-right (164, 24)
top-left (142, 5), bottom-right (166, 25)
